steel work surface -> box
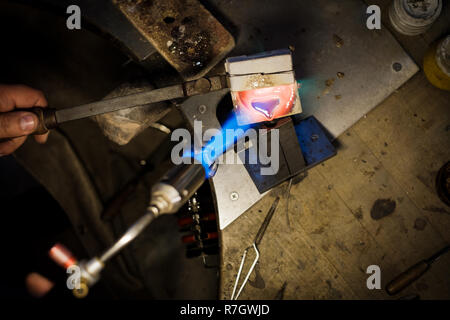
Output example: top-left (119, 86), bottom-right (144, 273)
top-left (185, 0), bottom-right (418, 230)
top-left (206, 0), bottom-right (418, 137)
top-left (219, 0), bottom-right (450, 299)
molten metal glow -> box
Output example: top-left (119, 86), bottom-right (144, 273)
top-left (232, 83), bottom-right (298, 125)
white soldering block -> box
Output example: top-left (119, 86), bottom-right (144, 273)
top-left (225, 49), bottom-right (302, 125)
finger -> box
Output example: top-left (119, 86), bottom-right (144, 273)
top-left (0, 111), bottom-right (38, 138)
top-left (0, 85), bottom-right (49, 143)
top-left (0, 84), bottom-right (47, 112)
top-left (25, 272), bottom-right (54, 298)
top-left (34, 132), bottom-right (48, 144)
top-left (0, 136), bottom-right (27, 156)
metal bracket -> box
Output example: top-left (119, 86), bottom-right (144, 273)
top-left (178, 89), bottom-right (266, 230)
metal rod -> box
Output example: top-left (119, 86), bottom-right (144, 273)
top-left (56, 86), bottom-right (184, 123)
top-left (234, 243), bottom-right (260, 300)
top-left (231, 248), bottom-right (248, 300)
top-left (286, 178), bottom-right (292, 230)
top-left (254, 197), bottom-right (280, 246)
top-left (425, 245), bottom-right (450, 264)
top-left (99, 206), bottom-right (159, 263)
top-left (229, 197), bottom-right (281, 300)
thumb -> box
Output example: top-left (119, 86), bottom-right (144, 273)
top-left (0, 111), bottom-right (38, 138)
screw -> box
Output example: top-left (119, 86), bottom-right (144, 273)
top-left (311, 134), bottom-right (319, 142)
top-left (198, 104), bottom-right (207, 114)
top-left (392, 62), bottom-right (402, 72)
top-left (230, 191), bottom-right (239, 201)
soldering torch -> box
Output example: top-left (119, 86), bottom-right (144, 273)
top-left (51, 162), bottom-right (209, 298)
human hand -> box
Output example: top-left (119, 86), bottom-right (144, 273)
top-left (0, 84), bottom-right (48, 156)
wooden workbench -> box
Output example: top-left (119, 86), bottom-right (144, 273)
top-left (219, 1), bottom-right (450, 300)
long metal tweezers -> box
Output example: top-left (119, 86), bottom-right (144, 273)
top-left (230, 196), bottom-right (280, 300)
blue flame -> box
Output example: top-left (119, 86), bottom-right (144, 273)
top-left (182, 113), bottom-right (253, 177)
top-left (181, 77), bottom-right (304, 177)
top-left (296, 78), bottom-right (314, 96)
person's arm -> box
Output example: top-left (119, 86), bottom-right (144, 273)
top-left (0, 84), bottom-right (49, 156)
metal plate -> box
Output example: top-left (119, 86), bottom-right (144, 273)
top-left (207, 0), bottom-right (419, 138)
top-left (178, 89), bottom-right (267, 229)
top-left (180, 0), bottom-right (418, 229)
top-left (114, 0), bottom-right (235, 80)
top-left (243, 116), bottom-right (337, 194)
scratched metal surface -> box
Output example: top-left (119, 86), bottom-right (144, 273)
top-left (205, 0), bottom-right (418, 138)
top-left (181, 0), bottom-right (418, 230)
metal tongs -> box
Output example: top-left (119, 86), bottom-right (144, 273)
top-left (230, 196), bottom-right (280, 300)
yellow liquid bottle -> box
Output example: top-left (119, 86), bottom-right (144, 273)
top-left (423, 35), bottom-right (450, 91)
